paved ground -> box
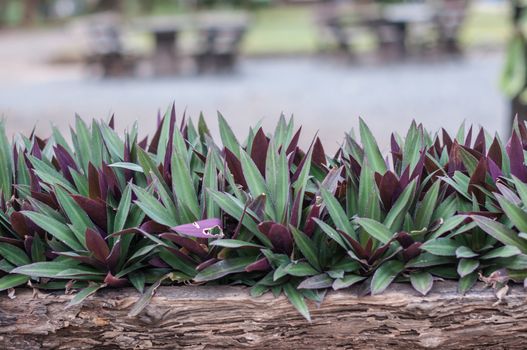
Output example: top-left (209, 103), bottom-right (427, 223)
top-left (0, 27), bottom-right (508, 152)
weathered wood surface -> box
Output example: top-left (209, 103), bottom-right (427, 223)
top-left (0, 281), bottom-right (526, 349)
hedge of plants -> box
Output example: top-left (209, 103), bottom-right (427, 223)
top-left (1, 108), bottom-right (527, 320)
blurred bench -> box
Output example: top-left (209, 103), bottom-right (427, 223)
top-left (83, 13), bottom-right (139, 77)
top-left (194, 25), bottom-right (247, 73)
top-left (315, 0), bottom-right (469, 59)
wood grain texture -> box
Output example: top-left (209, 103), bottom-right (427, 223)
top-left (0, 281), bottom-right (526, 349)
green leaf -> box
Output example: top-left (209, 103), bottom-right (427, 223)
top-left (481, 245), bottom-right (522, 260)
top-left (240, 149), bottom-right (270, 201)
top-left (414, 181), bottom-right (440, 230)
top-left (283, 282), bottom-right (311, 322)
top-left (0, 243), bottom-right (30, 267)
top-left (109, 162), bottom-right (144, 172)
top-left (218, 112), bottom-right (240, 156)
top-left (158, 247), bottom-right (197, 277)
top-left (428, 215), bottom-right (466, 239)
top-left (359, 118), bottom-right (386, 174)
top-left (406, 253), bottom-right (454, 268)
top-left (320, 187), bottom-right (355, 239)
top-left (455, 246), bottom-right (478, 259)
top-left (472, 216), bottom-right (527, 253)
top-left (114, 184), bottom-right (132, 232)
top-left (194, 256), bottom-right (256, 282)
top-left (203, 150), bottom-right (220, 219)
top-left (457, 258), bottom-right (480, 278)
top-left (314, 218), bottom-right (349, 250)
top-left (132, 185), bottom-right (178, 227)
top-left (209, 239), bottom-right (264, 249)
top-left (129, 272), bottom-right (145, 293)
top-left (355, 218), bottom-right (392, 244)
top-left (66, 283), bottom-right (104, 308)
top-left (31, 234), bottom-right (46, 262)
top-left (291, 227), bottom-right (321, 271)
top-left (128, 273), bottom-right (173, 317)
top-left (0, 274), bottom-right (29, 292)
top-left (55, 185), bottom-right (92, 247)
top-left (269, 147), bottom-right (289, 223)
top-left (332, 274), bottom-right (366, 290)
top-left (384, 180), bottom-right (416, 231)
top-left (458, 271), bottom-right (478, 294)
top-left (0, 120), bottom-right (12, 200)
top-left (22, 211), bottom-right (84, 251)
top-left (172, 128), bottom-right (200, 219)
top-left (496, 194), bottom-right (527, 233)
top-left (11, 261), bottom-right (102, 278)
top-left (298, 274), bottom-right (333, 289)
top-left (370, 260), bottom-right (404, 295)
top-left (421, 238), bottom-right (460, 256)
top-left (28, 156), bottom-right (77, 193)
top-left (410, 272), bottom-right (433, 296)
top-left (283, 261), bottom-right (319, 277)
top-left (512, 176), bottom-right (527, 207)
top-left (208, 189), bottom-right (272, 247)
top-left (99, 123), bottom-right (124, 161)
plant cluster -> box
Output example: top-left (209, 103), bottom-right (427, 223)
top-left (1, 108), bottom-right (527, 320)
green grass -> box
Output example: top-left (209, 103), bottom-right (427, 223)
top-left (242, 6), bottom-right (318, 55)
top-left (241, 2), bottom-right (512, 55)
top-left (460, 3), bottom-right (512, 48)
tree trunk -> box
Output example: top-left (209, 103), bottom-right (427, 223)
top-left (0, 281), bottom-right (526, 349)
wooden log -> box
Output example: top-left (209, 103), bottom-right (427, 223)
top-left (0, 281), bottom-right (526, 349)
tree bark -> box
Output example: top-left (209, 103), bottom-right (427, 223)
top-left (0, 281), bottom-right (526, 349)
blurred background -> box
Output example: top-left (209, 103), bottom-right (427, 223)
top-left (0, 0), bottom-right (525, 151)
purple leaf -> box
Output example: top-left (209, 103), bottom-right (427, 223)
top-left (312, 137), bottom-right (326, 168)
top-left (225, 148), bottom-right (247, 189)
top-left (10, 212), bottom-right (29, 237)
top-left (104, 272), bottom-right (128, 287)
top-left (245, 257), bottom-right (270, 272)
top-left (140, 221), bottom-right (169, 234)
top-left (88, 163), bottom-right (101, 200)
top-left (464, 125), bottom-right (473, 147)
top-left (86, 228), bottom-right (110, 262)
top-left (108, 114), bottom-right (115, 130)
top-left (54, 144), bottom-right (77, 183)
top-left (507, 133), bottom-right (527, 181)
top-left (303, 204), bottom-right (321, 237)
top-left (171, 218), bottom-right (224, 239)
top-left (442, 129), bottom-right (453, 153)
top-left (487, 158), bottom-right (502, 182)
top-left (149, 256), bottom-right (170, 268)
top-left (196, 258), bottom-right (219, 271)
top-left (286, 127), bottom-right (302, 155)
top-left (378, 171), bottom-right (400, 211)
top-left (72, 195), bottom-right (108, 232)
top-left (259, 222), bottom-right (293, 254)
top-left (105, 240), bottom-right (121, 272)
top-left (402, 242), bottom-right (422, 262)
top-left (159, 233), bottom-right (209, 258)
top-left (251, 128), bottom-right (269, 176)
top-left (468, 158), bottom-right (487, 204)
top-left (473, 128), bottom-right (486, 154)
top-left (487, 137), bottom-right (503, 168)
top-left (394, 231), bottom-right (414, 248)
top-left (148, 116), bottom-right (164, 153)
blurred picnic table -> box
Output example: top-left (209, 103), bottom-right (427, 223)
top-left (316, 0), bottom-right (469, 59)
top-left (82, 11), bottom-right (250, 77)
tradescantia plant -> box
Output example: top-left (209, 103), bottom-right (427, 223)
top-left (1, 108), bottom-right (527, 321)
